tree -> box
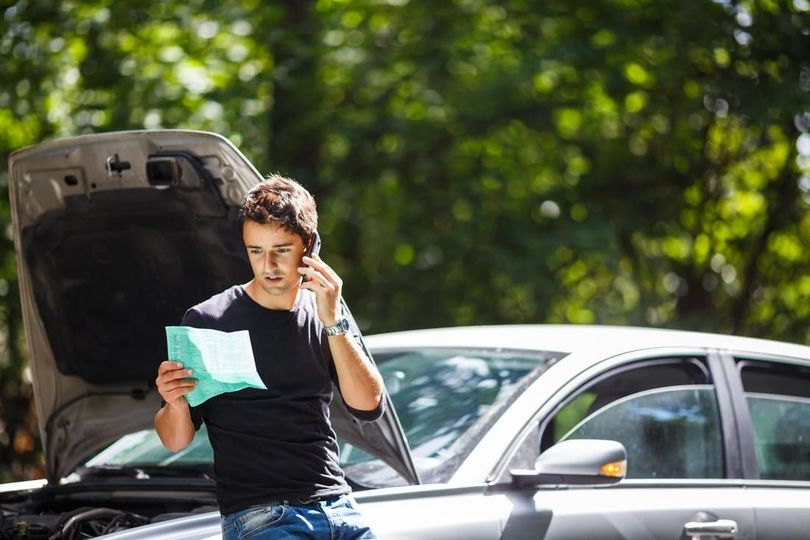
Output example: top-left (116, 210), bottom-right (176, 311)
top-left (0, 0), bottom-right (808, 480)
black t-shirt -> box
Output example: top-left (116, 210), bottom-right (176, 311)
top-left (180, 285), bottom-right (383, 515)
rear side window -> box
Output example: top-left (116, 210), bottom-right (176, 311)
top-left (737, 359), bottom-right (810, 481)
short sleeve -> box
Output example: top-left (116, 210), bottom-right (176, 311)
top-left (181, 307), bottom-right (205, 327)
top-left (188, 403), bottom-right (204, 430)
top-left (345, 398), bottom-right (386, 422)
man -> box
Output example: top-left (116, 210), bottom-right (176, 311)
top-left (154, 174), bottom-right (383, 539)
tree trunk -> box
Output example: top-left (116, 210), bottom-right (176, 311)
top-left (268, 0), bottom-right (324, 192)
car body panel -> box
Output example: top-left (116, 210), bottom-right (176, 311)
top-left (0, 479), bottom-right (48, 495)
top-left (362, 324), bottom-right (810, 362)
top-left (101, 482), bottom-right (808, 540)
top-left (94, 484), bottom-right (509, 540)
top-left (531, 485), bottom-right (756, 539)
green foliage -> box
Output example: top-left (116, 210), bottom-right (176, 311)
top-left (0, 0), bottom-right (808, 480)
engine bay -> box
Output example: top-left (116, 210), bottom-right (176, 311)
top-left (0, 481), bottom-right (217, 539)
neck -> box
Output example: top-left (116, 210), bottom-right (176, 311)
top-left (244, 280), bottom-right (300, 310)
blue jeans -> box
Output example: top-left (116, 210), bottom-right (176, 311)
top-left (221, 493), bottom-right (377, 539)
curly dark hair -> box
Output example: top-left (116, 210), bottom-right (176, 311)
top-left (239, 174), bottom-right (318, 242)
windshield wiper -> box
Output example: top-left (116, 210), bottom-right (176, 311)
top-left (75, 464), bottom-right (214, 481)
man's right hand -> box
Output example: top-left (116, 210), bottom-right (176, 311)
top-left (156, 361), bottom-right (198, 409)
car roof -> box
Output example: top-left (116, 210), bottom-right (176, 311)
top-left (364, 324), bottom-right (810, 360)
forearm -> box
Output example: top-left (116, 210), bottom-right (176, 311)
top-left (329, 334), bottom-right (384, 411)
top-left (154, 402), bottom-right (196, 452)
top-left (298, 254), bottom-right (385, 410)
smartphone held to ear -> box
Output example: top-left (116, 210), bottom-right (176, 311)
top-left (302, 232), bottom-right (321, 282)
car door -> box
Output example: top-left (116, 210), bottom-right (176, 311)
top-left (496, 350), bottom-right (756, 539)
top-left (720, 352), bottom-right (810, 539)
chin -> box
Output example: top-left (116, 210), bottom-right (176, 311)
top-left (260, 284), bottom-right (288, 296)
top-left (261, 278), bottom-right (300, 295)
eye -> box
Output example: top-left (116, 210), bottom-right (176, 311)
top-left (249, 249), bottom-right (262, 255)
top-left (277, 248), bottom-right (291, 254)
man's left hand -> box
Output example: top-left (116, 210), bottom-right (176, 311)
top-left (298, 254), bottom-right (342, 326)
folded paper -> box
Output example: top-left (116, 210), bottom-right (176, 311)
top-left (165, 326), bottom-right (267, 406)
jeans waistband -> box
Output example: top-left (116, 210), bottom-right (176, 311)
top-left (278, 495), bottom-right (330, 505)
top-left (223, 494), bottom-right (344, 518)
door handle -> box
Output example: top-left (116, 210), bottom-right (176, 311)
top-left (684, 519), bottom-right (738, 538)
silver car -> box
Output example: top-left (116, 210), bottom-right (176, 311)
top-left (4, 131), bottom-right (810, 539)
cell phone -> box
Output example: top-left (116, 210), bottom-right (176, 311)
top-left (302, 231), bottom-right (321, 282)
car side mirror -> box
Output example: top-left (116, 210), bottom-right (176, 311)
top-left (510, 439), bottom-right (627, 489)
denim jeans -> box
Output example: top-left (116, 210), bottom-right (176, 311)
top-left (221, 493), bottom-right (377, 539)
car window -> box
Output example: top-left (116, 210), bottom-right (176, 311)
top-left (510, 357), bottom-right (724, 480)
top-left (736, 359), bottom-right (810, 481)
top-left (561, 386), bottom-right (722, 478)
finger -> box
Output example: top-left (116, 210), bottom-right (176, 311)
top-left (321, 261), bottom-right (342, 286)
top-left (163, 369), bottom-right (195, 384)
top-left (158, 360), bottom-right (184, 374)
top-left (161, 378), bottom-right (198, 394)
top-left (171, 376), bottom-right (198, 387)
top-left (298, 267), bottom-right (335, 290)
top-left (302, 256), bottom-right (341, 285)
top-left (164, 385), bottom-right (197, 401)
top-left (158, 368), bottom-right (195, 386)
top-left (299, 280), bottom-right (323, 294)
top-left (302, 255), bottom-right (336, 279)
top-left (299, 280), bottom-right (324, 295)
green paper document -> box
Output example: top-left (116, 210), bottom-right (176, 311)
top-left (165, 326), bottom-right (267, 407)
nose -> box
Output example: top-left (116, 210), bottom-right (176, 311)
top-left (262, 251), bottom-right (278, 272)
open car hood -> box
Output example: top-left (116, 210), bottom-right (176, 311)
top-left (7, 130), bottom-right (418, 486)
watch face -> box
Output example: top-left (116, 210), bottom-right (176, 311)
top-left (326, 317), bottom-right (350, 335)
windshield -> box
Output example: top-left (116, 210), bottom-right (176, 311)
top-left (75, 347), bottom-right (562, 487)
top-left (342, 348), bottom-right (560, 485)
top-left (83, 427), bottom-right (214, 468)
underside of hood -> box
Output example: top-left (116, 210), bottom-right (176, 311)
top-left (7, 130), bottom-right (418, 486)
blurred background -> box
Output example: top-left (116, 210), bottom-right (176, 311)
top-left (0, 0), bottom-right (808, 482)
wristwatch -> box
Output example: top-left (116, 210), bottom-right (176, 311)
top-left (324, 317), bottom-right (350, 336)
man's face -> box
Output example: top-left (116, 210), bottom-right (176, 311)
top-left (242, 220), bottom-right (307, 304)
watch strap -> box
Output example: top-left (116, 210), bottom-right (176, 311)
top-left (324, 317), bottom-right (350, 336)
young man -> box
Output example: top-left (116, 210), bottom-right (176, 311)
top-left (154, 174), bottom-right (383, 539)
